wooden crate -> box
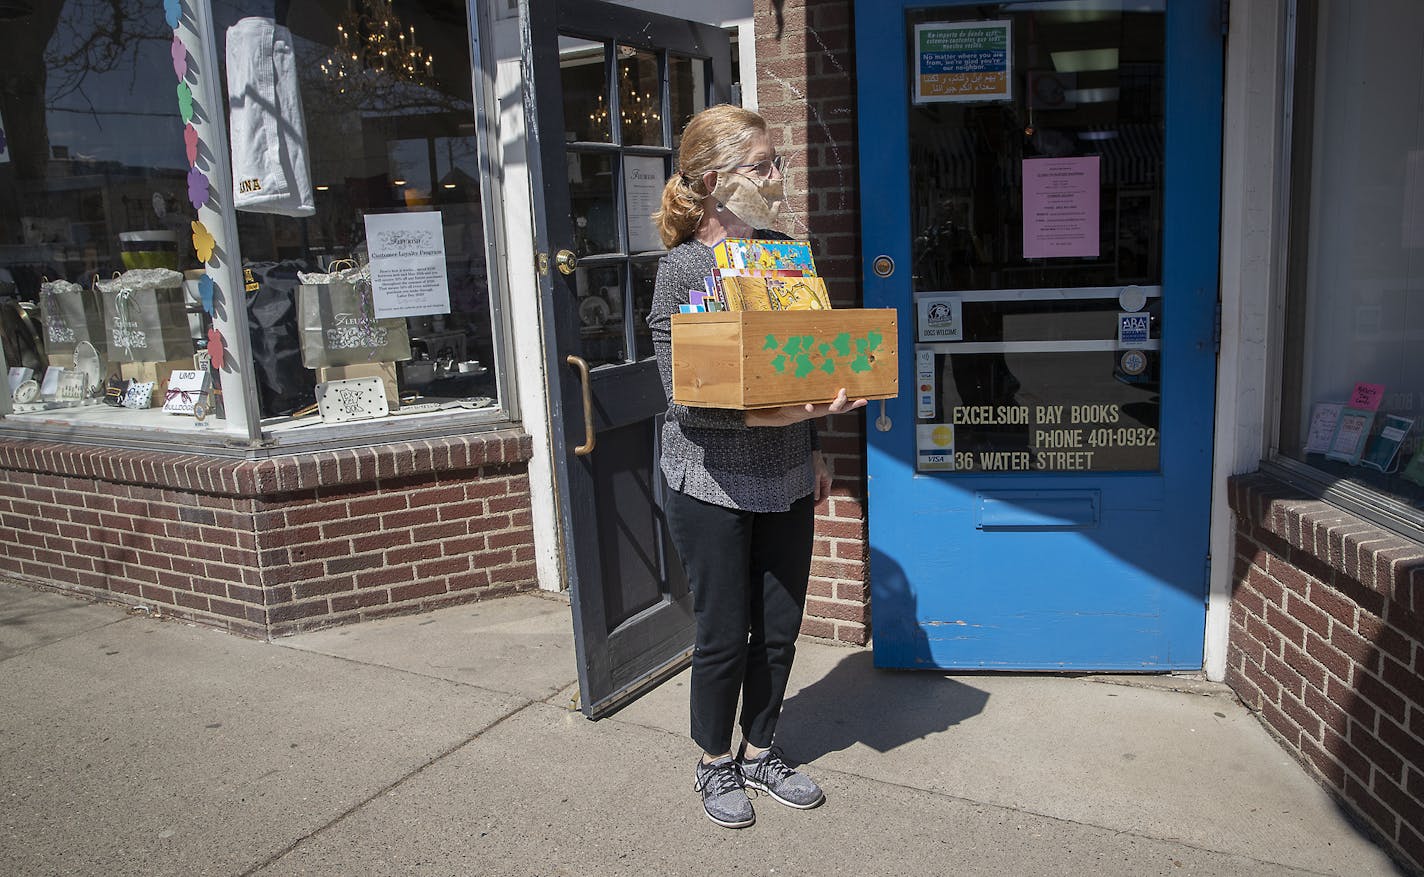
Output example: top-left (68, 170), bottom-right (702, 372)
top-left (672, 308), bottom-right (898, 409)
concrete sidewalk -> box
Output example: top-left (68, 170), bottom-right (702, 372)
top-left (0, 580), bottom-right (1406, 877)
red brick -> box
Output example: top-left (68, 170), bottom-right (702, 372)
top-left (1306, 631), bottom-right (1353, 683)
top-left (1242, 656), bottom-right (1278, 704)
top-left (805, 597), bottom-right (866, 624)
top-left (1310, 582), bottom-right (1358, 628)
top-left (349, 495), bottom-right (408, 517)
top-left (488, 562), bottom-right (536, 585)
top-left (356, 566), bottom-right (414, 589)
top-left (416, 557), bottom-right (469, 578)
top-left (294, 577), bottom-right (355, 600)
top-left (1232, 586), bottom-right (1265, 619)
top-left (1260, 699), bottom-right (1300, 746)
top-left (1305, 683), bottom-right (1349, 737)
top-left (390, 579), bottom-right (447, 603)
top-left (1350, 718), bottom-right (1404, 780)
top-left (332, 589), bottom-right (392, 612)
top-left (268, 600), bottom-right (329, 623)
top-left (1331, 623), bottom-right (1379, 674)
top-left (799, 616), bottom-right (836, 639)
top-left (447, 569), bottom-right (491, 591)
top-left (809, 558), bottom-right (861, 581)
top-left (1358, 613), bottom-right (1417, 671)
top-left (1285, 594), bottom-right (1331, 640)
top-left (1343, 775), bottom-right (1398, 837)
top-left (1398, 822), bottom-right (1424, 875)
top-left (1265, 603), bottom-right (1306, 648)
top-left (1323, 728), bottom-right (1373, 784)
top-left (1264, 650), bottom-right (1305, 699)
top-left (1298, 736), bottom-right (1345, 787)
top-left (1357, 669), bottom-right (1409, 725)
top-left (1377, 714), bottom-right (1424, 779)
top-left (1282, 640), bottom-right (1326, 691)
top-left (1281, 689), bottom-right (1322, 741)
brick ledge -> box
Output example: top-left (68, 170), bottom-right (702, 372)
top-left (0, 428), bottom-right (532, 497)
top-left (1229, 472), bottom-right (1424, 612)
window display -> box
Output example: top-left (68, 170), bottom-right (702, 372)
top-left (1277, 0), bottom-right (1424, 520)
top-left (0, 0), bottom-right (506, 439)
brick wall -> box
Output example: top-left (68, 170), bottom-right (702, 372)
top-left (0, 430), bottom-right (538, 639)
top-left (1227, 473), bottom-right (1424, 873)
top-left (755, 0), bottom-right (869, 645)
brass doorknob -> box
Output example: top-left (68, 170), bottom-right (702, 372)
top-left (555, 249), bottom-right (578, 275)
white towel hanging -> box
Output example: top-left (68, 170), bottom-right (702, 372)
top-left (226, 17), bottom-right (315, 217)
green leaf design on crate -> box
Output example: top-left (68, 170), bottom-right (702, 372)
top-left (763, 329), bottom-right (883, 380)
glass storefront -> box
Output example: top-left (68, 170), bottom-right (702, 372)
top-left (1276, 0), bottom-right (1424, 528)
top-left (906, 4), bottom-right (1165, 473)
top-left (0, 0), bottom-right (509, 447)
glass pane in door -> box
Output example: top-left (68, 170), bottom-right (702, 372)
top-left (560, 38), bottom-right (610, 143)
top-left (568, 152), bottom-right (618, 256)
top-left (668, 55), bottom-right (708, 150)
top-left (575, 263), bottom-right (626, 367)
top-left (908, 3), bottom-right (1165, 473)
top-left (617, 46), bottom-right (663, 146)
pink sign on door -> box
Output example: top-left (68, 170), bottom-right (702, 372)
top-left (1022, 156), bottom-right (1101, 259)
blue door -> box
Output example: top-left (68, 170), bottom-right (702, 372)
top-left (858, 1), bottom-right (1222, 669)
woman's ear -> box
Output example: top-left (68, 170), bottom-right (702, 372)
top-left (701, 169), bottom-right (719, 194)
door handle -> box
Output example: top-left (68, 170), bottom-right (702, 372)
top-left (555, 249), bottom-right (578, 275)
top-left (566, 354), bottom-right (595, 456)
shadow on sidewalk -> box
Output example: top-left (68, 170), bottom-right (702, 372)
top-left (774, 650), bottom-right (989, 763)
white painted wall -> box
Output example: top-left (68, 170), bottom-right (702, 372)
top-left (1205, 0), bottom-right (1287, 680)
top-left (489, 1), bottom-right (752, 592)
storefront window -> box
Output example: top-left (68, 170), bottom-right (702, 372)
top-left (215, 0), bottom-right (504, 434)
top-left (1276, 0), bottom-right (1424, 528)
top-left (0, 0), bottom-right (509, 444)
top-left (0, 2), bottom-right (218, 432)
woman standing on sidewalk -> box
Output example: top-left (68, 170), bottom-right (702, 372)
top-left (647, 104), bottom-right (866, 828)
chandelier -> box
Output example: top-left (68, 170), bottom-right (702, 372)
top-left (319, 0), bottom-right (435, 94)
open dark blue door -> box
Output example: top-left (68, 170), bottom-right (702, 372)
top-left (858, 0), bottom-right (1222, 669)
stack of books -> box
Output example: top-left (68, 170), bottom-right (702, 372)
top-left (678, 238), bottom-right (831, 313)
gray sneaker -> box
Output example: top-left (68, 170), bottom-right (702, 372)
top-left (693, 756), bottom-right (755, 828)
top-left (738, 746), bottom-right (825, 809)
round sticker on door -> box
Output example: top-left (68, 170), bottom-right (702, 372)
top-left (1119, 285), bottom-right (1147, 312)
top-left (872, 255), bottom-right (895, 278)
top-left (1119, 349), bottom-right (1148, 376)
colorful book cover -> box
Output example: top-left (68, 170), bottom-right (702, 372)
top-left (718, 273), bottom-right (831, 311)
top-left (1361, 415), bottom-right (1414, 472)
top-left (1303, 402), bottom-right (1344, 454)
top-left (713, 238), bottom-right (818, 274)
top-left (1324, 408), bottom-right (1375, 465)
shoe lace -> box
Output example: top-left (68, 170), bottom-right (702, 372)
top-left (694, 760), bottom-right (745, 797)
top-left (747, 747), bottom-right (797, 784)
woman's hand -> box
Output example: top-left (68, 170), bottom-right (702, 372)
top-left (812, 450), bottom-right (832, 503)
top-left (745, 388), bottom-right (869, 427)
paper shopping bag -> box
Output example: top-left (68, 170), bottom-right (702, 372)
top-left (39, 278), bottom-right (107, 356)
top-left (97, 269), bottom-right (195, 363)
top-left (296, 262), bottom-right (410, 368)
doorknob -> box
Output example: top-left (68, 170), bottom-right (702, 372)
top-left (555, 249), bottom-right (578, 275)
top-left (565, 354), bottom-right (595, 456)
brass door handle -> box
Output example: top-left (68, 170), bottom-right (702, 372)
top-left (566, 354), bottom-right (595, 456)
top-left (555, 249), bottom-right (578, 275)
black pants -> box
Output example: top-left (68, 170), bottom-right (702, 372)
top-left (665, 488), bottom-right (815, 756)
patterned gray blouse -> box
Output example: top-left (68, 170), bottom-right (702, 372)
top-left (648, 238), bottom-right (818, 513)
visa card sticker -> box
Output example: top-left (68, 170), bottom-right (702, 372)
top-left (917, 423), bottom-right (955, 471)
top-left (916, 349), bottom-right (936, 419)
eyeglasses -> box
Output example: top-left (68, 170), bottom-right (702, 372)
top-left (732, 155), bottom-right (785, 178)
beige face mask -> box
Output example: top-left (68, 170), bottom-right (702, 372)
top-left (711, 171), bottom-right (792, 234)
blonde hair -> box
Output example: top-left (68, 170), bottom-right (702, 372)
top-left (653, 104), bottom-right (767, 248)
